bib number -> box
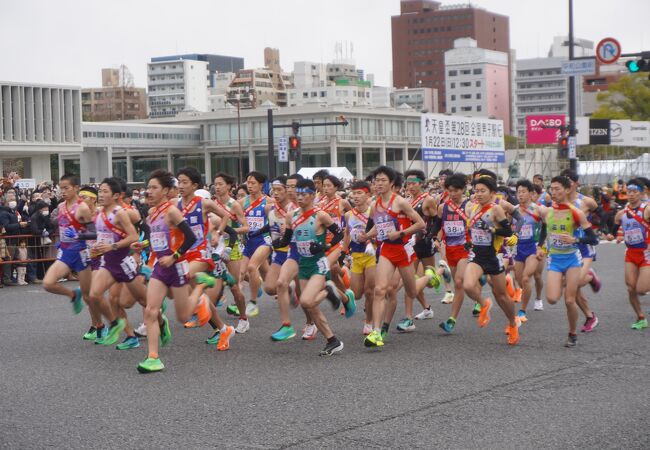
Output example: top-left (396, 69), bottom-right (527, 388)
top-left (376, 220), bottom-right (396, 242)
top-left (297, 241), bottom-right (312, 257)
top-left (191, 224), bottom-right (204, 241)
top-left (247, 216), bottom-right (264, 232)
top-left (519, 224), bottom-right (533, 240)
top-left (625, 227), bottom-right (645, 246)
top-left (120, 256), bottom-right (137, 278)
top-left (97, 231), bottom-right (114, 245)
top-left (470, 228), bottom-right (492, 246)
top-left (443, 220), bottom-right (465, 237)
top-left (151, 231), bottom-right (169, 252)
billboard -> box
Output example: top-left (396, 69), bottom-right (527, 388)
top-left (589, 119), bottom-right (610, 145)
top-left (421, 114), bottom-right (505, 163)
top-left (526, 115), bottom-right (565, 145)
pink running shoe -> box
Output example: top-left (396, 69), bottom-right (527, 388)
top-left (581, 313), bottom-right (599, 332)
top-left (588, 268), bottom-right (601, 293)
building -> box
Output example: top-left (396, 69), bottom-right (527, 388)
top-left (150, 54), bottom-right (244, 88)
top-left (147, 58), bottom-right (209, 118)
top-left (444, 38), bottom-right (510, 134)
top-left (293, 62), bottom-right (327, 89)
top-left (288, 80), bottom-right (373, 107)
top-left (548, 36), bottom-right (594, 58)
top-left (391, 0), bottom-right (510, 112)
top-left (392, 87), bottom-right (438, 112)
top-left (0, 82), bottom-right (82, 181)
top-left (81, 68), bottom-right (147, 122)
top-left (582, 59), bottom-right (629, 116)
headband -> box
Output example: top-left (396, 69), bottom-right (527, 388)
top-left (353, 187), bottom-right (370, 193)
top-left (406, 177), bottom-right (423, 183)
top-left (271, 180), bottom-right (286, 187)
top-left (296, 187), bottom-right (315, 194)
top-left (79, 190), bottom-right (97, 199)
top-left (627, 184), bottom-right (642, 192)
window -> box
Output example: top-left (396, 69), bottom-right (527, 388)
top-left (450, 82), bottom-right (455, 88)
top-left (448, 70), bottom-right (457, 77)
top-left (320, 91), bottom-right (326, 97)
top-left (460, 82), bottom-right (471, 87)
top-left (311, 91), bottom-right (317, 97)
top-left (451, 95), bottom-right (456, 101)
top-left (476, 93), bottom-right (481, 99)
top-left (477, 106), bottom-right (482, 112)
top-left (303, 92), bottom-right (308, 98)
top-left (461, 69), bottom-right (471, 75)
top-left (461, 94), bottom-right (471, 99)
top-left (476, 81), bottom-right (481, 87)
top-left (451, 107), bottom-right (456, 113)
top-left (461, 106), bottom-right (472, 112)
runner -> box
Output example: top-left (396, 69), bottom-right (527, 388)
top-left (512, 179), bottom-right (547, 323)
top-left (606, 180), bottom-right (650, 329)
top-left (273, 178), bottom-right (347, 356)
top-left (135, 169), bottom-right (199, 373)
top-left (542, 175), bottom-right (598, 347)
top-left (312, 169), bottom-right (329, 204)
top-left (531, 183), bottom-right (546, 311)
top-left (462, 175), bottom-right (520, 345)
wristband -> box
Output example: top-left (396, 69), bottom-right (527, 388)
top-left (173, 251), bottom-right (181, 260)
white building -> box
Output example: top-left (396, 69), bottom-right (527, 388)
top-left (0, 82), bottom-right (82, 181)
top-left (147, 58), bottom-right (209, 118)
top-left (293, 62), bottom-right (327, 89)
top-left (392, 87), bottom-right (438, 112)
top-left (444, 38), bottom-right (511, 135)
top-left (372, 86), bottom-right (394, 108)
top-left (288, 82), bottom-right (373, 107)
top-left (548, 36), bottom-right (594, 58)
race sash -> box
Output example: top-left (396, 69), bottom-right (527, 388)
top-left (179, 196), bottom-right (201, 217)
top-left (149, 201), bottom-right (171, 224)
top-left (100, 207), bottom-right (127, 239)
top-left (292, 208), bottom-right (320, 230)
top-left (61, 199), bottom-right (85, 230)
top-left (244, 196), bottom-right (265, 216)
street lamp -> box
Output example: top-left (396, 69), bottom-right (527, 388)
top-left (231, 88), bottom-right (251, 184)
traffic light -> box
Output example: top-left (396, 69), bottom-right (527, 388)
top-left (291, 121), bottom-right (300, 135)
top-left (289, 135), bottom-right (301, 161)
top-left (558, 129), bottom-right (569, 159)
top-left (626, 59), bottom-right (648, 73)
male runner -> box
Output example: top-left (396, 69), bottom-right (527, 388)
top-left (531, 183), bottom-right (546, 311)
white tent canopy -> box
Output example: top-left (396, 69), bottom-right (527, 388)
top-left (578, 153), bottom-right (650, 185)
top-left (297, 167), bottom-right (355, 181)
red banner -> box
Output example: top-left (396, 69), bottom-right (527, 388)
top-left (526, 115), bottom-right (566, 145)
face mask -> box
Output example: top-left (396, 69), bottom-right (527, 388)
top-left (43, 198), bottom-right (51, 205)
top-left (8, 201), bottom-right (16, 209)
top-left (132, 196), bottom-right (140, 201)
top-left (41, 210), bottom-right (49, 217)
top-left (139, 198), bottom-right (146, 204)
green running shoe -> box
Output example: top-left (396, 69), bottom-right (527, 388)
top-left (102, 319), bottom-right (126, 346)
top-left (343, 289), bottom-right (356, 318)
top-left (271, 325), bottom-right (297, 341)
top-left (94, 327), bottom-right (108, 345)
top-left (196, 272), bottom-right (216, 288)
top-left (472, 302), bottom-right (481, 317)
top-left (161, 297), bottom-right (168, 314)
top-left (226, 304), bottom-right (240, 316)
top-left (137, 357), bottom-right (164, 373)
top-left (364, 330), bottom-right (384, 347)
top-left (83, 326), bottom-right (97, 341)
top-left (206, 330), bottom-right (220, 345)
top-left (396, 318), bottom-right (415, 333)
top-left (116, 336), bottom-right (140, 350)
top-left (160, 314), bottom-right (172, 347)
top-left (424, 266), bottom-right (442, 290)
top-left (71, 287), bottom-right (83, 315)
top-left (631, 318), bottom-right (648, 330)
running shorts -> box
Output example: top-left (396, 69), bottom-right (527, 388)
top-left (184, 248), bottom-right (216, 272)
top-left (351, 252), bottom-right (376, 274)
top-left (413, 237), bottom-right (436, 259)
top-left (468, 250), bottom-right (504, 275)
top-left (625, 247), bottom-right (650, 268)
top-left (514, 241), bottom-right (537, 263)
top-left (577, 243), bottom-right (597, 261)
top-left (57, 247), bottom-right (89, 273)
top-left (151, 260), bottom-right (190, 287)
top-left (547, 251), bottom-right (583, 274)
top-left (243, 235), bottom-right (272, 259)
top-left (272, 250), bottom-right (288, 266)
top-left (100, 254), bottom-right (138, 283)
top-left (298, 255), bottom-right (330, 280)
top-left (445, 244), bottom-right (469, 268)
top-left (379, 242), bottom-right (415, 268)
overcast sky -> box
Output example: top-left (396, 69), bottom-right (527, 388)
top-left (1, 0), bottom-right (649, 88)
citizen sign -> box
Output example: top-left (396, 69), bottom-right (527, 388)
top-left (590, 129), bottom-right (608, 136)
top-left (588, 119), bottom-right (610, 145)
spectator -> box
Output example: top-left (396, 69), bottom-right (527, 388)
top-left (13, 239), bottom-right (28, 286)
top-left (0, 191), bottom-right (30, 286)
top-left (30, 200), bottom-right (55, 282)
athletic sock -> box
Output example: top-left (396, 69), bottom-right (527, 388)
top-left (209, 320), bottom-right (218, 329)
top-left (110, 319), bottom-right (119, 328)
top-left (381, 322), bottom-right (390, 334)
top-left (220, 325), bottom-right (228, 333)
top-left (327, 335), bottom-right (337, 344)
top-left (282, 322), bottom-right (291, 327)
top-left (240, 315), bottom-right (248, 321)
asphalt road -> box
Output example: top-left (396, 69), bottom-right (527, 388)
top-left (1, 243), bottom-right (649, 449)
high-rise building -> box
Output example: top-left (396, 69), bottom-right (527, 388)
top-left (444, 38), bottom-right (510, 134)
top-left (391, 0), bottom-right (510, 112)
top-left (147, 58), bottom-right (209, 118)
top-left (82, 68), bottom-right (147, 121)
top-left (150, 54), bottom-right (244, 88)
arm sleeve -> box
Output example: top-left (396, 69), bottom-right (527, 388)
top-left (77, 222), bottom-right (97, 241)
top-left (494, 219), bottom-right (513, 237)
top-left (578, 226), bottom-right (598, 245)
top-left (248, 223), bottom-right (270, 238)
top-left (223, 225), bottom-right (238, 248)
top-left (429, 216), bottom-right (441, 239)
top-left (610, 222), bottom-right (621, 236)
top-left (510, 208), bottom-right (522, 223)
top-left (537, 223), bottom-right (547, 246)
top-left (275, 227), bottom-right (294, 248)
top-left (327, 223), bottom-right (344, 247)
top-left (176, 220), bottom-right (197, 255)
top-left (365, 217), bottom-right (374, 232)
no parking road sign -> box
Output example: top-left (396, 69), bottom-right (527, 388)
top-left (596, 37), bottom-right (622, 64)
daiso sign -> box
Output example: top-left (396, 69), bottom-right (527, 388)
top-left (526, 115), bottom-right (566, 145)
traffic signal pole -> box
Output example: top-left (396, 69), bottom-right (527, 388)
top-left (568, 0), bottom-right (577, 172)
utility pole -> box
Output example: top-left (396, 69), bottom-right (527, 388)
top-left (567, 0), bottom-right (577, 172)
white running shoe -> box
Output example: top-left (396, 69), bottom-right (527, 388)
top-left (235, 319), bottom-right (250, 334)
top-left (534, 299), bottom-right (544, 311)
top-left (414, 308), bottom-right (434, 320)
top-left (302, 323), bottom-right (318, 340)
top-left (134, 322), bottom-right (147, 337)
top-left (245, 302), bottom-right (260, 317)
top-left (362, 322), bottom-right (372, 336)
top-left (441, 292), bottom-right (454, 304)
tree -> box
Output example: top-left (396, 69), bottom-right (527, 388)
top-left (591, 74), bottom-right (650, 120)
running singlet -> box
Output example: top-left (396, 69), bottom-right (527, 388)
top-left (373, 194), bottom-right (411, 244)
top-left (147, 202), bottom-right (174, 258)
top-left (58, 200), bottom-right (86, 250)
top-left (243, 196), bottom-right (269, 237)
top-left (441, 199), bottom-right (469, 246)
top-left (291, 208), bottom-right (324, 258)
top-left (517, 204), bottom-right (542, 243)
top-left (269, 201), bottom-right (296, 252)
top-left (348, 206), bottom-right (371, 253)
top-left (177, 197), bottom-right (208, 251)
top-left (621, 204), bottom-right (650, 249)
top-left (321, 196), bottom-right (344, 245)
top-left (410, 192), bottom-right (431, 240)
top-left (468, 204), bottom-right (498, 257)
top-left (95, 206), bottom-right (129, 264)
top-left (546, 206), bottom-right (580, 255)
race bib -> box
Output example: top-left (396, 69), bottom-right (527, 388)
top-left (151, 231), bottom-right (169, 252)
top-left (624, 227), bottom-right (645, 246)
top-left (316, 256), bottom-right (330, 274)
top-left (97, 231), bottom-right (114, 245)
top-left (213, 259), bottom-right (228, 277)
top-left (247, 216), bottom-right (264, 232)
top-left (470, 228), bottom-right (492, 246)
top-left (80, 248), bottom-right (90, 265)
top-left (297, 240), bottom-right (312, 257)
top-left (120, 256), bottom-right (137, 278)
top-left (549, 234), bottom-right (572, 250)
top-left (191, 224), bottom-right (204, 241)
top-left (59, 226), bottom-right (76, 243)
top-left (443, 220), bottom-right (465, 237)
top-left (376, 220), bottom-right (396, 242)
top-left (519, 224), bottom-right (533, 240)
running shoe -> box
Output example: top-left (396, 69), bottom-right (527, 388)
top-left (588, 268), bottom-right (602, 293)
top-left (477, 298), bottom-right (492, 327)
top-left (362, 323), bottom-right (372, 335)
top-left (516, 309), bottom-right (528, 323)
top-left (302, 323), bottom-right (318, 340)
top-left (226, 304), bottom-right (240, 316)
top-left (631, 318), bottom-right (648, 330)
top-left (139, 265), bottom-right (152, 281)
top-left (137, 357), bottom-right (164, 373)
top-left (94, 327), bottom-right (108, 344)
top-left (245, 302), bottom-right (259, 317)
top-left (195, 272), bottom-right (216, 288)
top-left (289, 283), bottom-right (300, 309)
top-left (364, 330), bottom-right (384, 347)
top-left (438, 260), bottom-right (453, 284)
top-left (235, 319), bottom-right (250, 334)
top-left (441, 292), bottom-right (454, 304)
top-left (319, 338), bottom-right (344, 356)
top-left (206, 330), bottom-right (220, 344)
top-left (224, 272), bottom-right (236, 287)
top-left (134, 323), bottom-right (147, 338)
top-left (217, 325), bottom-right (235, 351)
top-left (380, 328), bottom-right (388, 340)
top-left (184, 315), bottom-right (199, 328)
top-left (161, 297), bottom-right (168, 314)
top-left (472, 302), bottom-right (482, 317)
top-left (83, 326), bottom-right (98, 341)
top-left (513, 288), bottom-right (523, 303)
top-left (271, 325), bottom-right (296, 341)
top-left (194, 294), bottom-right (212, 326)
top-left (102, 318), bottom-right (126, 346)
top-left (507, 323), bottom-right (520, 345)
top-left (396, 318), bottom-right (416, 332)
top-left (424, 266), bottom-right (442, 290)
top-left (71, 287), bottom-right (83, 315)
top-left (533, 299), bottom-right (544, 311)
top-left (505, 274), bottom-right (516, 298)
top-left (116, 336), bottom-right (140, 350)
top-left (257, 283), bottom-right (264, 299)
top-left (564, 333), bottom-right (577, 348)
top-left (324, 281), bottom-right (342, 310)
top-left (439, 317), bottom-right (456, 333)
top-left (581, 314), bottom-right (599, 332)
top-left (160, 314), bottom-right (172, 346)
top-left (479, 274), bottom-right (488, 286)
top-left (343, 289), bottom-right (356, 318)
top-left (415, 307), bottom-right (434, 320)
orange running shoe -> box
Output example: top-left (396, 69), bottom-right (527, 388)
top-left (513, 288), bottom-right (523, 303)
top-left (341, 267), bottom-right (351, 290)
top-left (195, 293), bottom-right (212, 327)
top-left (478, 298), bottom-right (492, 327)
top-left (184, 317), bottom-right (199, 328)
top-left (507, 323), bottom-right (520, 345)
top-left (217, 325), bottom-right (234, 351)
top-left (505, 274), bottom-right (516, 298)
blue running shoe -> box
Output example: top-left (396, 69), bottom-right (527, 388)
top-left (116, 336), bottom-right (140, 350)
top-left (479, 274), bottom-right (488, 287)
top-left (71, 288), bottom-right (83, 315)
top-left (439, 317), bottom-right (456, 333)
top-left (343, 289), bottom-right (356, 318)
